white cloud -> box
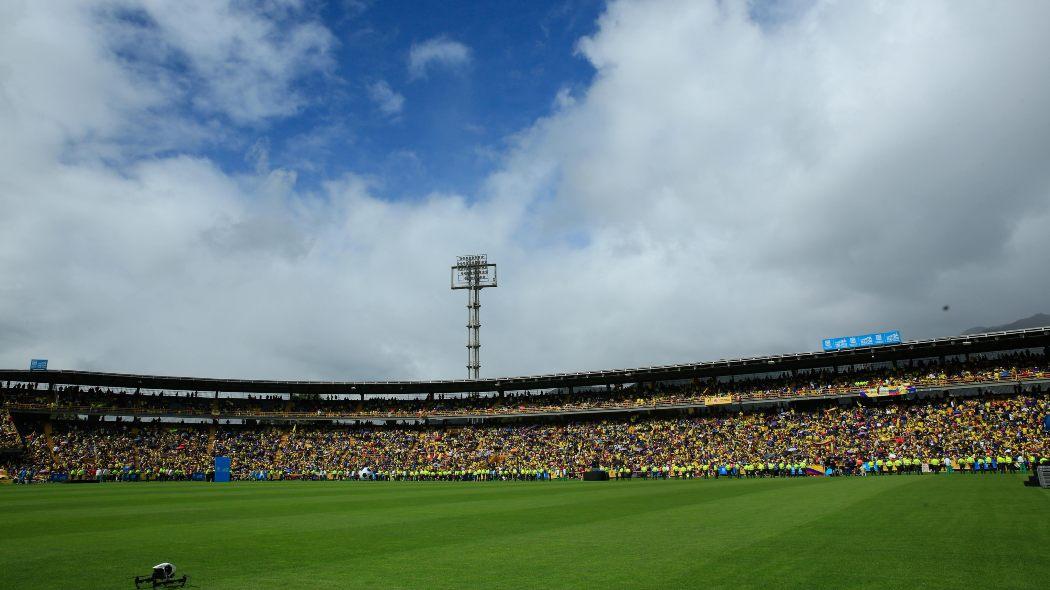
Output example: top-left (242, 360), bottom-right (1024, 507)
top-left (492, 0), bottom-right (1050, 366)
top-left (1, 0), bottom-right (1049, 382)
top-left (366, 80), bottom-right (404, 116)
top-left (125, 0), bottom-right (336, 124)
top-left (407, 36), bottom-right (472, 79)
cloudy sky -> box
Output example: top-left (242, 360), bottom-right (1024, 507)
top-left (2, 0), bottom-right (1048, 381)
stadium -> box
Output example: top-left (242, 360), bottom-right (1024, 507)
top-left (3, 327), bottom-right (1049, 588)
top-left (4, 1), bottom-right (1050, 589)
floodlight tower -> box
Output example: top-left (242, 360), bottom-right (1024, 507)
top-left (451, 254), bottom-right (498, 379)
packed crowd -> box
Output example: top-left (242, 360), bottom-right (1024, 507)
top-left (8, 391), bottom-right (1048, 482)
top-left (17, 422), bottom-right (211, 481)
top-left (3, 353), bottom-right (1048, 420)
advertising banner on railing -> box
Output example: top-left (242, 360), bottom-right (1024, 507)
top-left (822, 330), bottom-right (902, 351)
top-left (704, 395), bottom-right (733, 405)
top-left (862, 384), bottom-right (916, 398)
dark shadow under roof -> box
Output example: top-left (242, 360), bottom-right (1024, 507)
top-left (2, 327), bottom-right (1047, 396)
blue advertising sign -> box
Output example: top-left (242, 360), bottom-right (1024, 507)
top-left (29, 359), bottom-right (48, 371)
top-left (822, 330), bottom-right (902, 352)
top-left (214, 456), bottom-right (231, 483)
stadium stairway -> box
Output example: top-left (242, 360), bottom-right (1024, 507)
top-left (275, 430), bottom-right (290, 464)
top-left (207, 424), bottom-right (217, 454)
top-left (15, 414), bottom-right (26, 448)
top-left (44, 420), bottom-right (54, 462)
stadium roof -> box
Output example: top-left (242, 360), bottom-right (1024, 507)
top-left (2, 327), bottom-right (1048, 396)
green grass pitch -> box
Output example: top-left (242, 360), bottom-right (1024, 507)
top-left (2, 476), bottom-right (1047, 589)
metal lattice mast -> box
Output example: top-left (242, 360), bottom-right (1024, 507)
top-left (467, 285), bottom-right (481, 379)
top-left (452, 255), bottom-right (497, 380)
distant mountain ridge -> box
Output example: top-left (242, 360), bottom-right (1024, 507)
top-left (962, 313), bottom-right (1050, 335)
